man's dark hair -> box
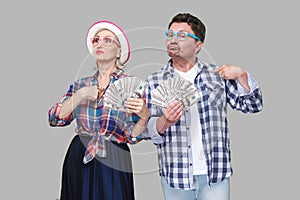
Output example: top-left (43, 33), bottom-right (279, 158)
top-left (168, 13), bottom-right (206, 43)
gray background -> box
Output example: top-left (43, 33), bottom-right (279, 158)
top-left (1, 0), bottom-right (299, 199)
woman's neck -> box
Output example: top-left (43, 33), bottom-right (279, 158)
top-left (96, 62), bottom-right (118, 89)
top-left (97, 62), bottom-right (117, 77)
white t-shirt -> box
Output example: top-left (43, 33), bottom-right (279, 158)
top-left (174, 66), bottom-right (207, 175)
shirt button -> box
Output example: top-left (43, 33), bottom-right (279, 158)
top-left (190, 163), bottom-right (193, 166)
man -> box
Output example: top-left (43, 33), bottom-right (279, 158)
top-left (145, 13), bottom-right (263, 200)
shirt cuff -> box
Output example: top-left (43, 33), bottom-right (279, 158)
top-left (146, 117), bottom-right (165, 144)
top-left (237, 72), bottom-right (260, 95)
top-left (128, 133), bottom-right (143, 143)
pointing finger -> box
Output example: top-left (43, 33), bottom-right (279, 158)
top-left (213, 66), bottom-right (223, 73)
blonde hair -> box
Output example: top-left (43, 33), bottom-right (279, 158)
top-left (115, 57), bottom-right (124, 69)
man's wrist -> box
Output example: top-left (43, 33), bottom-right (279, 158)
top-left (156, 115), bottom-right (171, 134)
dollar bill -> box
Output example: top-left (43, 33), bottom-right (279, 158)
top-left (150, 77), bottom-right (201, 109)
top-left (103, 76), bottom-right (147, 112)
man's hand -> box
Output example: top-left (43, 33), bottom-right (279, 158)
top-left (156, 101), bottom-right (183, 134)
top-left (164, 101), bottom-right (183, 123)
top-left (213, 64), bottom-right (250, 93)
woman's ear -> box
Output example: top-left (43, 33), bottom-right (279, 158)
top-left (116, 48), bottom-right (121, 58)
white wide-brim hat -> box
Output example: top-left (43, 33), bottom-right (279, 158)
top-left (86, 20), bottom-right (130, 65)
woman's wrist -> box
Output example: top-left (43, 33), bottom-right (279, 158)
top-left (138, 111), bottom-right (150, 122)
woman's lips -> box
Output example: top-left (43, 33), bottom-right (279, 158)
top-left (96, 50), bottom-right (104, 55)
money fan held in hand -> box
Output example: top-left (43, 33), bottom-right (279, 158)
top-left (103, 76), bottom-right (148, 112)
top-left (150, 77), bottom-right (201, 110)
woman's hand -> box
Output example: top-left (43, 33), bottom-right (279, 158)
top-left (59, 86), bottom-right (103, 118)
top-left (78, 86), bottom-right (103, 101)
top-left (125, 98), bottom-right (150, 138)
top-left (124, 98), bottom-right (150, 121)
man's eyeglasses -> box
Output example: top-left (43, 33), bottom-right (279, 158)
top-left (90, 36), bottom-right (120, 47)
top-left (165, 30), bottom-right (201, 42)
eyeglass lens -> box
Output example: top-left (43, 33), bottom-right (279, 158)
top-left (166, 30), bottom-right (188, 41)
top-left (91, 37), bottom-right (113, 46)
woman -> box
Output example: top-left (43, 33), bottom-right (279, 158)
top-left (48, 20), bottom-right (149, 200)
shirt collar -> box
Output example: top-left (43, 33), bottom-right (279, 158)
top-left (111, 68), bottom-right (125, 79)
top-left (164, 58), bottom-right (208, 75)
top-left (92, 68), bottom-right (125, 83)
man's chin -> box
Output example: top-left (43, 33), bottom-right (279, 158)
top-left (167, 51), bottom-right (179, 57)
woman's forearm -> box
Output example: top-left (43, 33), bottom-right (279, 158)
top-left (59, 91), bottom-right (84, 119)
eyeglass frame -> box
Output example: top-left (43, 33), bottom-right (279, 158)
top-left (165, 30), bottom-right (201, 42)
top-left (90, 36), bottom-right (121, 47)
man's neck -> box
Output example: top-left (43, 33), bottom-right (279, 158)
top-left (172, 57), bottom-right (197, 72)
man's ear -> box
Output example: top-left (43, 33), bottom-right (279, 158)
top-left (196, 42), bottom-right (203, 54)
top-left (197, 41), bottom-right (203, 48)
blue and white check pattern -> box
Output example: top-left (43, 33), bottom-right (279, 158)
top-left (145, 59), bottom-right (263, 189)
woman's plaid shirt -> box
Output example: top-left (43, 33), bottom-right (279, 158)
top-left (145, 59), bottom-right (263, 189)
top-left (48, 69), bottom-right (142, 164)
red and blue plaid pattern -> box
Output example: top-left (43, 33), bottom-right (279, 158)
top-left (49, 69), bottom-right (142, 164)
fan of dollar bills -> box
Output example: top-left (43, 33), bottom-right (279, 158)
top-left (150, 77), bottom-right (201, 109)
top-left (103, 76), bottom-right (148, 112)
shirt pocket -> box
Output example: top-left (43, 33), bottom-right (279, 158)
top-left (203, 82), bottom-right (225, 107)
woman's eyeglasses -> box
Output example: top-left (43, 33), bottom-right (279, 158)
top-left (90, 36), bottom-right (120, 47)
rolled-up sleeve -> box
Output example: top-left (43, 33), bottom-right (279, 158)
top-left (227, 72), bottom-right (263, 113)
top-left (48, 102), bottom-right (74, 127)
top-left (237, 72), bottom-right (260, 95)
top-left (144, 117), bottom-right (165, 144)
top-left (48, 84), bottom-right (75, 127)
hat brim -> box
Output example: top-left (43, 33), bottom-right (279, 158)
top-left (86, 20), bottom-right (130, 65)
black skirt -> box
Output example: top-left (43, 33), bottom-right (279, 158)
top-left (60, 135), bottom-right (134, 200)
